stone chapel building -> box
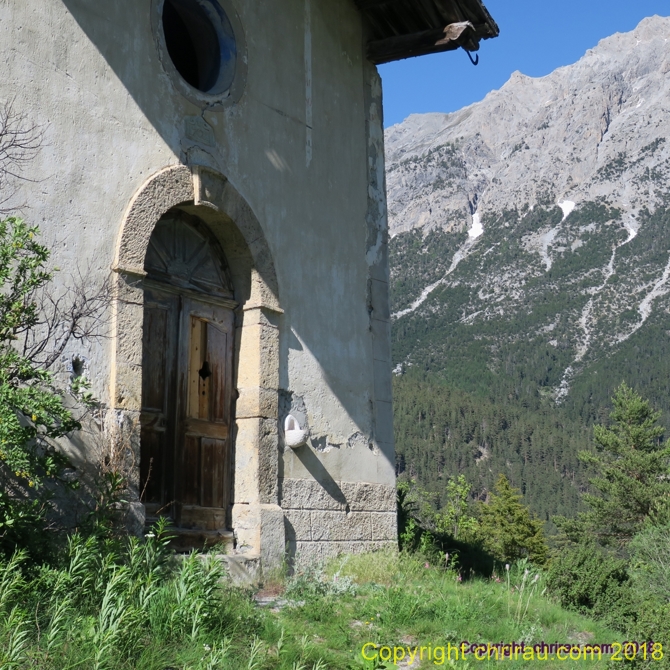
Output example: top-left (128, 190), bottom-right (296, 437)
top-left (0, 0), bottom-right (497, 568)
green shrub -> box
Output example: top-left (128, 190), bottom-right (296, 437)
top-left (625, 523), bottom-right (670, 663)
top-left (0, 217), bottom-right (85, 559)
top-left (397, 477), bottom-right (503, 576)
top-left (629, 522), bottom-right (670, 605)
top-left (546, 542), bottom-right (635, 631)
top-left (627, 601), bottom-right (670, 668)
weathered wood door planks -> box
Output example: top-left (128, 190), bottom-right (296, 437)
top-left (140, 289), bottom-right (179, 519)
top-left (177, 298), bottom-right (234, 529)
top-left (140, 211), bottom-right (237, 536)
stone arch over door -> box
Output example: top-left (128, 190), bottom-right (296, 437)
top-left (112, 165), bottom-right (284, 565)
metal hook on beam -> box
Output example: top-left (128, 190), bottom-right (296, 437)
top-left (465, 49), bottom-right (479, 66)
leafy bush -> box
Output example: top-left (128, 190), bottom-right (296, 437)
top-left (625, 523), bottom-right (670, 663)
top-left (397, 476), bottom-right (534, 576)
top-left (546, 542), bottom-right (635, 631)
top-left (398, 476), bottom-right (479, 543)
top-left (0, 217), bottom-right (84, 559)
top-left (629, 522), bottom-right (670, 605)
top-left (0, 218), bottom-right (79, 478)
top-left (627, 602), bottom-right (670, 668)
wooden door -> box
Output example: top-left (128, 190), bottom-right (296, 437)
top-left (140, 288), bottom-right (179, 520)
top-left (176, 298), bottom-right (235, 530)
top-left (140, 211), bottom-right (237, 536)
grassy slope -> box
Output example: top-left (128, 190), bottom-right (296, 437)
top-left (267, 552), bottom-right (624, 669)
top-left (4, 548), bottom-right (623, 670)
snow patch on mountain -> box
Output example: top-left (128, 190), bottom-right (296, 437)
top-left (558, 201), bottom-right (576, 221)
top-left (468, 212), bottom-right (484, 239)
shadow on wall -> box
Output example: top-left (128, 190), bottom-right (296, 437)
top-left (284, 446), bottom-right (349, 564)
top-left (294, 446), bottom-right (348, 506)
top-left (58, 0), bottom-right (394, 474)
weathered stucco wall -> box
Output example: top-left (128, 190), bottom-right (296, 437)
top-left (0, 0), bottom-right (396, 564)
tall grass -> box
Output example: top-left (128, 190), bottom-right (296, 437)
top-left (0, 536), bottom-right (626, 670)
top-left (0, 521), bottom-right (266, 669)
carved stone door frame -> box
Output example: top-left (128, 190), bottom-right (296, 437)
top-left (112, 165), bottom-right (285, 566)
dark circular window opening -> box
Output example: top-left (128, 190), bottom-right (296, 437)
top-left (162, 0), bottom-right (237, 95)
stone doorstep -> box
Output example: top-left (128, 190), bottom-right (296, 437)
top-left (144, 515), bottom-right (261, 585)
top-left (223, 553), bottom-right (262, 586)
top-left (169, 528), bottom-right (235, 553)
top-left (144, 517), bottom-right (235, 553)
top-left (173, 551), bottom-right (262, 587)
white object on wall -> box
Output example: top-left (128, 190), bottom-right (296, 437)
top-left (284, 414), bottom-right (309, 449)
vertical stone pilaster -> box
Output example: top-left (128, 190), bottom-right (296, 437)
top-left (110, 271), bottom-right (146, 413)
top-left (109, 270), bottom-right (147, 508)
top-left (232, 303), bottom-right (284, 562)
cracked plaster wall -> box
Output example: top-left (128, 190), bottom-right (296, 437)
top-left (279, 60), bottom-right (397, 562)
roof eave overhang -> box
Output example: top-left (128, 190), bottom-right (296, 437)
top-left (354, 0), bottom-right (499, 65)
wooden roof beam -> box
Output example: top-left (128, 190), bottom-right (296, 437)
top-left (368, 21), bottom-right (478, 64)
top-left (355, 0), bottom-right (393, 10)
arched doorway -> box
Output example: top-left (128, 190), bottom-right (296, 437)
top-left (140, 209), bottom-right (238, 548)
top-left (114, 165), bottom-right (285, 565)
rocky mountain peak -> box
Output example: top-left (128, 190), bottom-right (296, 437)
top-left (387, 15), bottom-right (670, 408)
top-left (385, 15), bottom-right (670, 237)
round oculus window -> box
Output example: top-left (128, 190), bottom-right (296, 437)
top-left (162, 0), bottom-right (237, 95)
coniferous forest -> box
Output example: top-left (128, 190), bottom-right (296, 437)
top-left (393, 374), bottom-right (593, 533)
top-left (390, 205), bottom-right (670, 533)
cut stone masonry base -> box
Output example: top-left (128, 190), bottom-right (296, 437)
top-left (285, 510), bottom-right (397, 542)
top-left (296, 541), bottom-right (396, 564)
top-left (281, 478), bottom-right (397, 565)
top-left (281, 478), bottom-right (396, 512)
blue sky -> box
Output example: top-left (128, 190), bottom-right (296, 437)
top-left (379, 1), bottom-right (670, 127)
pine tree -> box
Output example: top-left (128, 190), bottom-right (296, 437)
top-left (477, 474), bottom-right (548, 565)
top-left (560, 383), bottom-right (670, 547)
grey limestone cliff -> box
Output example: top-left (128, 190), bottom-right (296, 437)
top-left (386, 16), bottom-right (670, 405)
top-left (386, 15), bottom-right (670, 237)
